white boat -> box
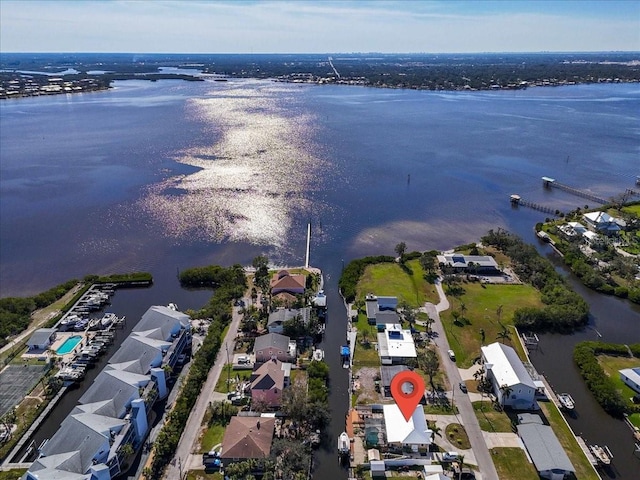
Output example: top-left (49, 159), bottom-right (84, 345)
top-left (99, 312), bottom-right (117, 328)
top-left (589, 444), bottom-right (612, 465)
top-left (557, 393), bottom-right (575, 410)
top-left (338, 432), bottom-right (350, 455)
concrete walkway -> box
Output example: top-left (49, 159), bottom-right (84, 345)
top-left (482, 432), bottom-right (522, 449)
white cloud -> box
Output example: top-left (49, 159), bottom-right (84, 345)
top-left (1, 0), bottom-right (638, 52)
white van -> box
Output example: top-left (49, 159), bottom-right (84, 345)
top-left (447, 349), bottom-right (456, 361)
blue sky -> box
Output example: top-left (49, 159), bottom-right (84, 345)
top-left (1, 0), bottom-right (639, 53)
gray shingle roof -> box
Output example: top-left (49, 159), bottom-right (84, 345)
top-left (267, 307), bottom-right (310, 327)
top-left (254, 333), bottom-right (290, 353)
top-left (79, 371), bottom-right (140, 417)
top-left (27, 328), bottom-right (57, 347)
top-left (134, 305), bottom-right (189, 341)
top-left (41, 415), bottom-right (108, 474)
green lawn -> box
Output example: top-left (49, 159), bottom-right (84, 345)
top-left (441, 283), bottom-right (542, 368)
top-left (199, 423), bottom-right (225, 453)
top-left (445, 423), bottom-right (471, 450)
top-left (473, 401), bottom-right (514, 432)
top-left (491, 448), bottom-right (539, 480)
top-left (356, 259), bottom-right (438, 308)
top-left (213, 365), bottom-right (252, 393)
top-left (629, 413), bottom-right (640, 428)
top-left (538, 402), bottom-right (600, 480)
top-left (598, 354), bottom-right (640, 404)
top-left (352, 339), bottom-right (381, 368)
top-left (622, 204), bottom-right (640, 217)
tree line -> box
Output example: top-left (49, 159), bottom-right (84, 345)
top-left (573, 341), bottom-right (640, 418)
top-left (482, 229), bottom-right (589, 332)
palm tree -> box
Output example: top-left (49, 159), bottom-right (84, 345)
top-left (496, 304), bottom-right (503, 325)
top-left (496, 327), bottom-right (510, 344)
top-left (428, 421), bottom-right (442, 438)
top-left (479, 328), bottom-right (485, 345)
top-left (459, 302), bottom-right (467, 321)
top-left (457, 453), bottom-right (466, 480)
top-left (499, 384), bottom-right (513, 407)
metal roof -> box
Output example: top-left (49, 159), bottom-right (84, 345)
top-left (518, 423), bottom-right (575, 474)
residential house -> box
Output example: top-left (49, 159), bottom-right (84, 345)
top-left (517, 414), bottom-right (575, 480)
top-left (437, 254), bottom-right (500, 273)
top-left (270, 270), bottom-right (305, 295)
top-left (383, 404), bottom-right (432, 452)
top-left (220, 416), bottom-right (275, 463)
top-left (380, 365), bottom-right (409, 397)
top-left (365, 294), bottom-right (398, 324)
top-left (253, 333), bottom-right (296, 363)
top-left (620, 367), bottom-right (640, 394)
top-left (583, 211), bottom-right (621, 235)
top-left (374, 311), bottom-right (401, 331)
top-left (27, 328), bottom-right (57, 351)
top-left (481, 342), bottom-right (536, 410)
top-left (557, 222), bottom-right (587, 241)
top-left (267, 307), bottom-right (310, 334)
top-left (377, 324), bottom-right (417, 365)
top-left (249, 358), bottom-right (290, 409)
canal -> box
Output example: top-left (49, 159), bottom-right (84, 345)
top-left (529, 245), bottom-right (640, 479)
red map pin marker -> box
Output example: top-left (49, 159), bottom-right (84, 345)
top-left (390, 370), bottom-right (425, 422)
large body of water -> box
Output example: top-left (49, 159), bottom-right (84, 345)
top-left (1, 79), bottom-right (639, 478)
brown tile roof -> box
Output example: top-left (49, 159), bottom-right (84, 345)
top-left (221, 416), bottom-right (275, 460)
top-left (270, 271), bottom-right (305, 292)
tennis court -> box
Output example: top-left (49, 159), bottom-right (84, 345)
top-left (0, 364), bottom-right (49, 417)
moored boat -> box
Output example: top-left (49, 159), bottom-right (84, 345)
top-left (589, 444), bottom-right (612, 465)
top-left (338, 432), bottom-right (350, 455)
top-left (557, 393), bottom-right (575, 410)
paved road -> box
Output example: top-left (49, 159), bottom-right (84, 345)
top-left (163, 298), bottom-right (246, 480)
top-left (423, 278), bottom-right (499, 480)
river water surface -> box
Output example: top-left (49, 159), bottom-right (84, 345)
top-left (1, 79), bottom-right (639, 478)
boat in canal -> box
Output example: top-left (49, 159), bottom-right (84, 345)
top-left (338, 431), bottom-right (350, 456)
top-left (557, 393), bottom-right (575, 410)
top-left (589, 444), bottom-right (612, 465)
top-left (340, 345), bottom-right (350, 369)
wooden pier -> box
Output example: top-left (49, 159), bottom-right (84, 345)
top-left (510, 194), bottom-right (561, 215)
top-left (542, 177), bottom-right (609, 204)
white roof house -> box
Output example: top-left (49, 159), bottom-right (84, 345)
top-left (377, 324), bottom-right (417, 365)
top-left (481, 342), bottom-right (536, 410)
top-left (583, 211), bottom-right (621, 234)
top-left (383, 404), bottom-right (432, 451)
top-left (620, 367), bottom-right (640, 394)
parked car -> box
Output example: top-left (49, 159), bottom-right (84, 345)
top-left (459, 382), bottom-right (468, 393)
top-left (443, 451), bottom-right (459, 461)
top-left (448, 349), bottom-right (456, 361)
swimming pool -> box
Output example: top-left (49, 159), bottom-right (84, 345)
top-left (56, 335), bottom-right (82, 355)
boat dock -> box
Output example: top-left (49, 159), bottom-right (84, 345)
top-left (542, 176), bottom-right (609, 204)
top-left (510, 194), bottom-right (560, 215)
top-left (576, 436), bottom-right (598, 467)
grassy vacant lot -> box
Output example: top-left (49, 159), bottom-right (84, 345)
top-left (538, 401), bottom-right (600, 480)
top-left (622, 204), bottom-right (640, 217)
top-left (213, 364), bottom-right (252, 393)
top-left (441, 283), bottom-right (542, 368)
top-left (473, 401), bottom-right (513, 432)
top-left (356, 259), bottom-right (438, 308)
top-left (352, 341), bottom-right (381, 368)
top-left (598, 355), bottom-right (640, 396)
top-left (491, 447), bottom-right (539, 480)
